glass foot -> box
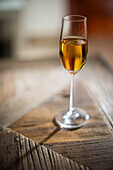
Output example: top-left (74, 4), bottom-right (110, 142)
top-left (55, 108), bottom-right (89, 130)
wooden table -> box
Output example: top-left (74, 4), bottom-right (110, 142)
top-left (0, 56), bottom-right (113, 170)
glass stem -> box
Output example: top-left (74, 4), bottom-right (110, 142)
top-left (69, 74), bottom-right (75, 113)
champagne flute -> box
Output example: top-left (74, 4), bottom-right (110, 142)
top-left (55, 15), bottom-right (89, 129)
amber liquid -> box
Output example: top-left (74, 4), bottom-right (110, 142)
top-left (59, 38), bottom-right (88, 74)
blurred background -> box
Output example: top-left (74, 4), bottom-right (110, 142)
top-left (0, 0), bottom-right (68, 60)
top-left (0, 0), bottom-right (113, 63)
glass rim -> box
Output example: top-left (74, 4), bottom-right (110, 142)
top-left (63, 15), bottom-right (87, 22)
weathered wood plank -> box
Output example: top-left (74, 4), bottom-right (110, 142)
top-left (29, 140), bottom-right (42, 170)
top-left (81, 57), bottom-right (113, 130)
top-left (40, 144), bottom-right (91, 170)
top-left (0, 61), bottom-right (68, 129)
top-left (10, 79), bottom-right (111, 143)
top-left (45, 137), bottom-right (113, 170)
top-left (0, 129), bottom-right (90, 170)
top-left (10, 78), bottom-right (113, 169)
top-left (19, 134), bottom-right (29, 170)
top-left (0, 129), bottom-right (21, 170)
top-left (2, 57), bottom-right (113, 169)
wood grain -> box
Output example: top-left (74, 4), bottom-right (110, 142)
top-left (0, 60), bottom-right (68, 130)
top-left (45, 137), bottom-right (113, 170)
top-left (9, 57), bottom-right (113, 169)
top-left (10, 79), bottom-right (111, 143)
top-left (10, 79), bottom-right (113, 169)
top-left (0, 129), bottom-right (21, 170)
top-left (1, 57), bottom-right (113, 169)
top-left (0, 129), bottom-right (91, 170)
top-left (81, 57), bottom-right (113, 129)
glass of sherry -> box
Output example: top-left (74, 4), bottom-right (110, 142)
top-left (55, 15), bottom-right (89, 130)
